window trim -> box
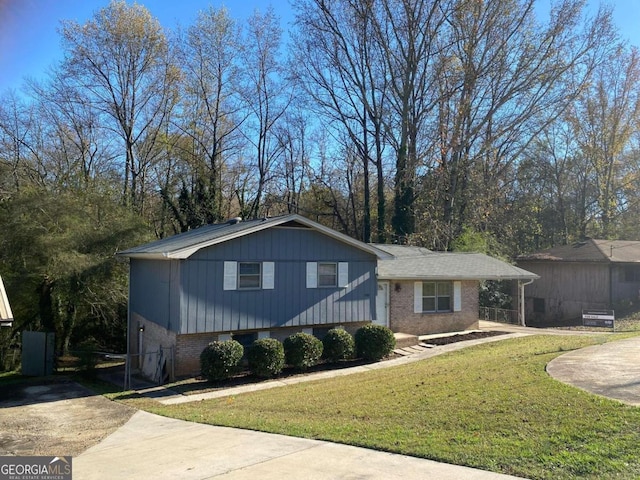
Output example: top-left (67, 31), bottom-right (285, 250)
top-left (414, 281), bottom-right (461, 313)
top-left (238, 262), bottom-right (262, 290)
top-left (224, 261), bottom-right (275, 291)
top-left (306, 262), bottom-right (349, 288)
top-left (424, 281), bottom-right (452, 313)
top-left (317, 262), bottom-right (338, 288)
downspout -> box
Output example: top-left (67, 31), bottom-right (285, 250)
top-left (116, 253), bottom-right (133, 391)
top-left (520, 278), bottom-right (535, 327)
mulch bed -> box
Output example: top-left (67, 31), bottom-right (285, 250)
top-left (423, 330), bottom-right (507, 346)
top-left (167, 330), bottom-right (507, 395)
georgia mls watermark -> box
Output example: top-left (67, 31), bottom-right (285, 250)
top-left (0, 456), bottom-right (72, 480)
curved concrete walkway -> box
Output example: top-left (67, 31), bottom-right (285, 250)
top-left (547, 334), bottom-right (640, 406)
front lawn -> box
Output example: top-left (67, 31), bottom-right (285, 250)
top-left (115, 334), bottom-right (640, 479)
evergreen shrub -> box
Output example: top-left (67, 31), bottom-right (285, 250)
top-left (247, 338), bottom-right (285, 378)
top-left (284, 332), bottom-right (323, 370)
top-left (355, 324), bottom-right (396, 361)
top-left (322, 328), bottom-right (355, 362)
top-left (200, 340), bottom-right (244, 382)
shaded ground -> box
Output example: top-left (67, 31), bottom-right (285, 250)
top-left (0, 378), bottom-right (134, 456)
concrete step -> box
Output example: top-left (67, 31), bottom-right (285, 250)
top-left (394, 332), bottom-right (420, 349)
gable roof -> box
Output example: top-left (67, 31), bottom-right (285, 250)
top-left (117, 214), bottom-right (392, 260)
top-left (374, 244), bottom-right (538, 281)
top-left (0, 275), bottom-right (13, 327)
top-left (517, 239), bottom-right (640, 263)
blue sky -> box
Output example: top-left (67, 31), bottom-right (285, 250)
top-left (0, 0), bottom-right (293, 93)
top-left (0, 0), bottom-right (638, 93)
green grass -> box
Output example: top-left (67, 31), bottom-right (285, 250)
top-left (115, 334), bottom-right (640, 480)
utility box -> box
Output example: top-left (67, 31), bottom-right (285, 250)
top-left (21, 331), bottom-right (55, 376)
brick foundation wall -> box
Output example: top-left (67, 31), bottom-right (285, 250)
top-left (173, 322), bottom-right (371, 378)
top-left (175, 332), bottom-right (219, 377)
top-left (132, 314), bottom-right (177, 381)
top-left (388, 280), bottom-right (479, 335)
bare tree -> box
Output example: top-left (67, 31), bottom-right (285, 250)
top-left (426, 0), bottom-right (615, 249)
top-left (240, 7), bottom-right (290, 219)
top-left (170, 7), bottom-right (245, 229)
top-left (273, 106), bottom-right (313, 215)
top-left (27, 70), bottom-right (120, 191)
top-left (567, 44), bottom-right (640, 237)
top-left (0, 91), bottom-right (48, 192)
top-left (59, 0), bottom-right (180, 211)
top-left (375, 0), bottom-right (448, 242)
top-left (291, 0), bottom-right (391, 242)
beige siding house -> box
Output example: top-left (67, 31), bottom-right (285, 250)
top-left (374, 245), bottom-right (538, 335)
top-left (517, 239), bottom-right (640, 325)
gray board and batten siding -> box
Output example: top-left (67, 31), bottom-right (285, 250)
top-left (126, 219), bottom-right (380, 335)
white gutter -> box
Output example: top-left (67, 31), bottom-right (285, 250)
top-left (520, 278), bottom-right (535, 326)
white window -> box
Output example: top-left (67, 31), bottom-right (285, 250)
top-left (318, 262), bottom-right (337, 287)
top-left (238, 262), bottom-right (261, 289)
top-left (414, 281), bottom-right (461, 313)
top-left (307, 262), bottom-right (349, 288)
top-left (224, 261), bottom-right (275, 291)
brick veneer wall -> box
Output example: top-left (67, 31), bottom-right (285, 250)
top-left (132, 314), bottom-right (177, 381)
top-left (388, 280), bottom-right (479, 335)
top-left (175, 332), bottom-right (218, 377)
top-left (173, 322), bottom-right (371, 378)
top-left (132, 314), bottom-right (373, 379)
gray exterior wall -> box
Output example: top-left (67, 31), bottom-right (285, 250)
top-left (129, 259), bottom-right (181, 331)
top-left (519, 260), bottom-right (640, 323)
top-left (519, 261), bottom-right (611, 323)
top-left (611, 264), bottom-right (640, 304)
top-left (129, 226), bottom-right (377, 335)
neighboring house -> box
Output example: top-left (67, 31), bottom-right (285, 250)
top-left (0, 275), bottom-right (13, 328)
top-left (517, 239), bottom-right (640, 325)
top-left (375, 245), bottom-right (538, 335)
top-left (116, 214), bottom-right (391, 380)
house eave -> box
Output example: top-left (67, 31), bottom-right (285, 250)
top-left (378, 274), bottom-right (539, 281)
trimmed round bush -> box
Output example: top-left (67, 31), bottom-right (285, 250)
top-left (200, 340), bottom-right (244, 382)
top-left (354, 324), bottom-right (396, 361)
top-left (322, 328), bottom-right (355, 363)
top-left (247, 338), bottom-right (285, 378)
top-left (284, 332), bottom-right (323, 370)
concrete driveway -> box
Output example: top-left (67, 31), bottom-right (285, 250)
top-left (547, 334), bottom-right (640, 406)
top-left (74, 410), bottom-right (525, 479)
top-left (0, 379), bottom-right (134, 456)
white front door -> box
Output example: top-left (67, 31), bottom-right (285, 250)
top-left (375, 282), bottom-right (389, 327)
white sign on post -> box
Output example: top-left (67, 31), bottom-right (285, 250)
top-left (582, 310), bottom-right (615, 328)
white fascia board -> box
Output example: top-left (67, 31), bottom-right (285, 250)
top-left (377, 274), bottom-right (539, 281)
top-left (118, 214), bottom-right (394, 260)
top-left (115, 252), bottom-right (173, 260)
top-left (169, 214), bottom-right (393, 260)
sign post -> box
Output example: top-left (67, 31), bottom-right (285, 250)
top-left (582, 310), bottom-right (615, 329)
